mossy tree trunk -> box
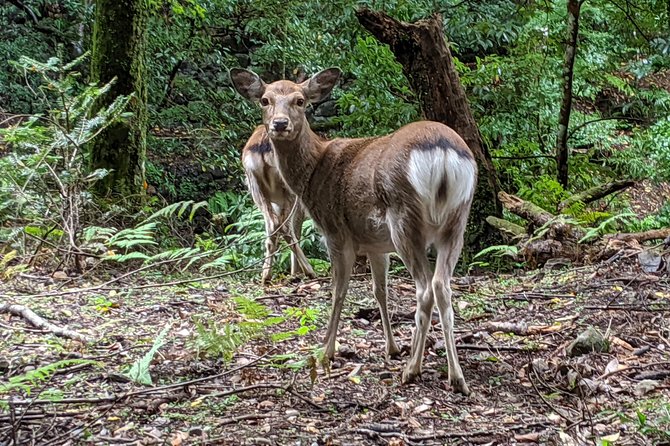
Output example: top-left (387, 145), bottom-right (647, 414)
top-left (90, 0), bottom-right (148, 197)
top-left (356, 8), bottom-right (502, 254)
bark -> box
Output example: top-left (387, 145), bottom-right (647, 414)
top-left (90, 0), bottom-right (148, 196)
top-left (609, 228), bottom-right (670, 243)
top-left (556, 0), bottom-right (584, 188)
top-left (485, 216), bottom-right (526, 239)
top-left (0, 303), bottom-right (92, 342)
top-left (356, 8), bottom-right (501, 252)
top-left (499, 191), bottom-right (555, 228)
top-left (498, 191), bottom-right (584, 242)
top-left (558, 179), bottom-right (635, 210)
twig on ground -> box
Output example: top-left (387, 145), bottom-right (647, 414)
top-left (217, 413), bottom-right (273, 426)
top-left (0, 303), bottom-right (92, 342)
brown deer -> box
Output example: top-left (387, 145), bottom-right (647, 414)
top-left (242, 125), bottom-right (316, 284)
top-left (231, 68), bottom-right (477, 395)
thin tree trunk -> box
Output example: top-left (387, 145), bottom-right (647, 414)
top-left (356, 8), bottom-right (501, 252)
top-left (90, 0), bottom-right (148, 196)
top-left (556, 0), bottom-right (584, 189)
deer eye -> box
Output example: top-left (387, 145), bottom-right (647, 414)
top-left (296, 98), bottom-right (305, 107)
top-left (260, 97), bottom-right (270, 106)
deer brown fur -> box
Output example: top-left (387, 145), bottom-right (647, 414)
top-left (231, 68), bottom-right (477, 395)
top-left (242, 125), bottom-right (316, 284)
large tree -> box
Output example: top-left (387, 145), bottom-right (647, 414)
top-left (90, 0), bottom-right (148, 196)
top-left (356, 9), bottom-right (502, 252)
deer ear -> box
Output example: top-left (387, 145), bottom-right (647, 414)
top-left (230, 68), bottom-right (266, 102)
top-left (301, 68), bottom-right (341, 103)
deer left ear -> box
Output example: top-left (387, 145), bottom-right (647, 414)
top-left (301, 68), bottom-right (341, 103)
top-left (230, 68), bottom-right (266, 102)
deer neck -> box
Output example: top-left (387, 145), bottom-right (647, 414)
top-left (270, 124), bottom-right (325, 199)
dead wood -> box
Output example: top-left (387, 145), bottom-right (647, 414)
top-left (0, 303), bottom-right (92, 343)
top-left (486, 216), bottom-right (527, 240)
top-left (483, 321), bottom-right (562, 336)
top-left (559, 179), bottom-right (636, 210)
top-left (498, 191), bottom-right (555, 228)
top-left (608, 228), bottom-right (670, 243)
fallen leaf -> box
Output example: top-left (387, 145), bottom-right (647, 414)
top-left (600, 432), bottom-right (620, 442)
top-left (413, 403), bottom-right (432, 414)
top-left (514, 432), bottom-right (540, 442)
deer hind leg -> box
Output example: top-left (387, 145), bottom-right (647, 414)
top-left (388, 219), bottom-right (433, 383)
top-left (367, 252), bottom-right (400, 359)
top-left (284, 201), bottom-right (316, 278)
top-left (433, 230), bottom-right (469, 395)
top-left (322, 242), bottom-right (356, 360)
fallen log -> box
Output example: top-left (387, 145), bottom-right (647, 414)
top-left (559, 179), bottom-right (635, 211)
top-left (498, 191), bottom-right (554, 228)
top-left (608, 228), bottom-right (670, 243)
top-left (485, 216), bottom-right (526, 240)
top-left (0, 303), bottom-right (92, 342)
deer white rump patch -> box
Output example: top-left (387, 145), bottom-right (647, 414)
top-left (407, 148), bottom-right (476, 225)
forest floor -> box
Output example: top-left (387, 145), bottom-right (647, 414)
top-left (1, 253), bottom-right (670, 446)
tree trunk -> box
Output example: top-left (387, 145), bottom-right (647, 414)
top-left (556, 0), bottom-right (584, 189)
top-left (90, 0), bottom-right (148, 196)
top-left (356, 8), bottom-right (501, 253)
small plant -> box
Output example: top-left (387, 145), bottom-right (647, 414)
top-left (0, 54), bottom-right (132, 270)
top-left (124, 322), bottom-right (171, 385)
top-left (0, 359), bottom-right (98, 408)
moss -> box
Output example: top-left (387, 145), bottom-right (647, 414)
top-left (90, 0), bottom-right (148, 197)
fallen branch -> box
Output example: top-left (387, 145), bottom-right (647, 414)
top-left (499, 191), bottom-right (555, 228)
top-left (608, 228), bottom-right (670, 243)
top-left (0, 303), bottom-right (92, 343)
top-left (559, 179), bottom-right (635, 210)
top-left (486, 216), bottom-right (527, 239)
top-left (456, 343), bottom-right (541, 352)
top-left (218, 413), bottom-right (273, 426)
top-left (482, 321), bottom-right (562, 336)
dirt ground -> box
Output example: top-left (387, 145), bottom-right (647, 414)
top-left (1, 253), bottom-right (669, 445)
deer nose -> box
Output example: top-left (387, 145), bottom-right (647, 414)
top-left (272, 118), bottom-right (289, 132)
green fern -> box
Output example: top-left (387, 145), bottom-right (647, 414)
top-left (473, 244), bottom-right (519, 260)
top-left (124, 323), bottom-right (171, 385)
top-left (0, 359), bottom-right (98, 399)
top-left (579, 212), bottom-right (636, 244)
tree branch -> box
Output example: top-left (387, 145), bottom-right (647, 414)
top-left (0, 303), bottom-right (92, 342)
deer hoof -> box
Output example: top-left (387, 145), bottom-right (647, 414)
top-left (450, 375), bottom-right (470, 396)
top-left (401, 367), bottom-right (420, 384)
top-left (387, 343), bottom-right (402, 360)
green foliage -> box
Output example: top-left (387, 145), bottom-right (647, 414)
top-left (470, 244), bottom-right (521, 271)
top-left (578, 212), bottom-right (636, 243)
top-left (606, 116), bottom-right (670, 183)
top-left (0, 54), bottom-right (132, 267)
top-left (190, 296), bottom-right (320, 359)
top-left (617, 398), bottom-right (670, 443)
top-left (125, 323), bottom-right (172, 385)
top-left (0, 359), bottom-right (98, 406)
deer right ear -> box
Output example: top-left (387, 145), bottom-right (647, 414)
top-left (302, 68), bottom-right (341, 103)
top-left (230, 69), bottom-right (266, 102)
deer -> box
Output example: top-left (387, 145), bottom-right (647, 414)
top-left (242, 125), bottom-right (316, 284)
top-left (231, 67), bottom-right (477, 395)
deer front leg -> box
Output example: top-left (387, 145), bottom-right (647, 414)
top-left (322, 244), bottom-right (355, 359)
top-left (367, 252), bottom-right (400, 358)
top-left (261, 212), bottom-right (279, 285)
top-left (285, 203), bottom-right (316, 278)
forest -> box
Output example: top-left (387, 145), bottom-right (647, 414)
top-left (1, 0), bottom-right (669, 444)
